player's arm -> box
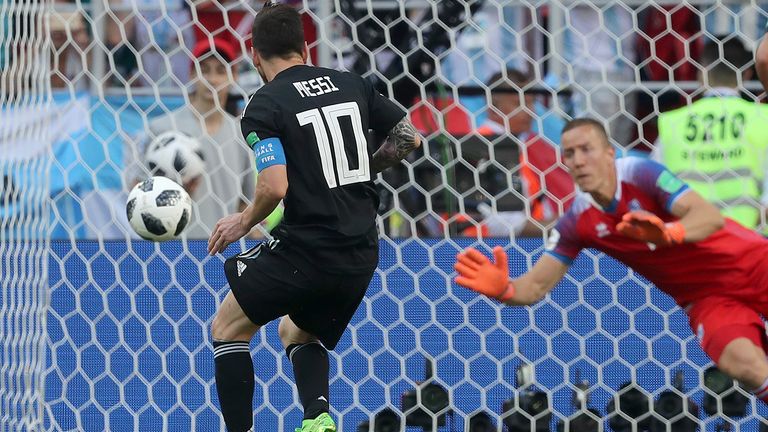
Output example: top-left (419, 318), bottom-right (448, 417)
top-left (454, 247), bottom-right (569, 306)
top-left (371, 117), bottom-right (422, 173)
top-left (241, 165), bottom-right (287, 228)
top-left (756, 33), bottom-right (768, 94)
top-left (507, 255), bottom-right (570, 305)
top-left (207, 165), bottom-right (286, 255)
top-left (616, 159), bottom-right (724, 245)
top-left (667, 189), bottom-right (724, 242)
top-left (616, 189), bottom-right (724, 246)
top-left (209, 90), bottom-right (288, 255)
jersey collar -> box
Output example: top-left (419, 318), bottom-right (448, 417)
top-left (585, 161), bottom-right (622, 213)
top-left (272, 64), bottom-right (309, 81)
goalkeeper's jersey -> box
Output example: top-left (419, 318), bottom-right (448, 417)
top-left (546, 157), bottom-right (768, 306)
top-left (240, 65), bottom-right (406, 272)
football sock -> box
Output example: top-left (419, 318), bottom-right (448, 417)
top-left (752, 375), bottom-right (768, 404)
top-left (287, 341), bottom-right (330, 420)
top-left (214, 340), bottom-right (254, 432)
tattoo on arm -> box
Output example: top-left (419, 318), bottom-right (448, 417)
top-left (371, 118), bottom-right (421, 173)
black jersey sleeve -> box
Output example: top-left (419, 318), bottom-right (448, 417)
top-left (240, 93), bottom-right (290, 171)
top-left (363, 77), bottom-right (406, 135)
top-left (240, 93), bottom-right (282, 149)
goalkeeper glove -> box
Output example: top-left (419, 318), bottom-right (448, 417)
top-left (615, 210), bottom-right (685, 246)
top-left (454, 246), bottom-right (515, 301)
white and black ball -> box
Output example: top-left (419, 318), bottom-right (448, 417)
top-left (144, 131), bottom-right (205, 184)
top-left (126, 176), bottom-right (192, 241)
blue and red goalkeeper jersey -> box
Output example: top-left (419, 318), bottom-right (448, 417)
top-left (546, 157), bottom-right (768, 306)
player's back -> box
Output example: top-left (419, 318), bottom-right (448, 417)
top-left (240, 65), bottom-right (405, 271)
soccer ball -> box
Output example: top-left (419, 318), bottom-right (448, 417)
top-left (144, 131), bottom-right (205, 184)
top-left (126, 176), bottom-right (192, 241)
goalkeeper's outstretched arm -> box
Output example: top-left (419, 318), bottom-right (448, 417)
top-left (371, 117), bottom-right (422, 173)
top-left (454, 246), bottom-right (569, 306)
top-left (507, 254), bottom-right (570, 306)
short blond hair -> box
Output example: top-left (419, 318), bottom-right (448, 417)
top-left (562, 118), bottom-right (611, 147)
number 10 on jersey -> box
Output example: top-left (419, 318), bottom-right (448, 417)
top-left (296, 102), bottom-right (370, 189)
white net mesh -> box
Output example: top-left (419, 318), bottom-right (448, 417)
top-left (3, 0), bottom-right (768, 431)
top-left (1, 1), bottom-right (50, 431)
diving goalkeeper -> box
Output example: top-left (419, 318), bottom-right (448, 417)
top-left (455, 118), bottom-right (768, 403)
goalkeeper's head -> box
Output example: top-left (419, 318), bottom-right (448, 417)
top-left (699, 36), bottom-right (751, 88)
top-left (250, 2), bottom-right (307, 82)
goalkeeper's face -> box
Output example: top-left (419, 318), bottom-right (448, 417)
top-left (561, 125), bottom-right (616, 194)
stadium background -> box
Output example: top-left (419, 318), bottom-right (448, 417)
top-left (3, 0), bottom-right (768, 431)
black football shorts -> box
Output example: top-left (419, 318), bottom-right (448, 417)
top-left (223, 239), bottom-right (376, 350)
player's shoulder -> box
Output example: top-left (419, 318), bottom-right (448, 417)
top-left (314, 67), bottom-right (373, 90)
top-left (549, 199), bottom-right (587, 248)
top-left (564, 191), bottom-right (592, 220)
top-left (312, 65), bottom-right (363, 80)
top-left (616, 156), bottom-right (665, 179)
top-left (274, 64), bottom-right (362, 84)
top-left (241, 87), bottom-right (280, 121)
top-left (617, 156), bottom-right (688, 196)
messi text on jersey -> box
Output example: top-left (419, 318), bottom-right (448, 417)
top-left (292, 76), bottom-right (340, 98)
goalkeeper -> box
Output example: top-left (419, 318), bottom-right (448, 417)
top-left (455, 118), bottom-right (768, 403)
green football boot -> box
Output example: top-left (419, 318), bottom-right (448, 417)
top-left (294, 412), bottom-right (336, 432)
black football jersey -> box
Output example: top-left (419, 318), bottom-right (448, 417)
top-left (240, 65), bottom-right (405, 271)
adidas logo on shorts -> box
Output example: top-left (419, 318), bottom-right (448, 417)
top-left (237, 260), bottom-right (247, 277)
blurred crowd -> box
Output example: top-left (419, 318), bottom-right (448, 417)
top-left (2, 0), bottom-right (768, 240)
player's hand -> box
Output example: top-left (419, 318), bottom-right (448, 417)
top-left (454, 246), bottom-right (515, 302)
top-left (615, 210), bottom-right (685, 246)
top-left (208, 212), bottom-right (251, 255)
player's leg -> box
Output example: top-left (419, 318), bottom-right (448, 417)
top-left (279, 316), bottom-right (332, 426)
top-left (211, 292), bottom-right (260, 432)
top-left (284, 267), bottom-right (375, 431)
top-left (214, 241), bottom-right (295, 432)
top-left (687, 296), bottom-right (768, 403)
top-left (718, 337), bottom-right (768, 402)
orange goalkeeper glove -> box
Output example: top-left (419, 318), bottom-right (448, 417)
top-left (615, 210), bottom-right (685, 246)
top-left (454, 246), bottom-right (515, 302)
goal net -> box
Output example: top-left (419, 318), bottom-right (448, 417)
top-left (2, 0), bottom-right (768, 430)
top-left (2, 1), bottom-right (50, 431)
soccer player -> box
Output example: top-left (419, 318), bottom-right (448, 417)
top-left (206, 3), bottom-right (421, 432)
top-left (455, 118), bottom-right (768, 405)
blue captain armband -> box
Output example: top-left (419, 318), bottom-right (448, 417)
top-left (253, 137), bottom-right (286, 171)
